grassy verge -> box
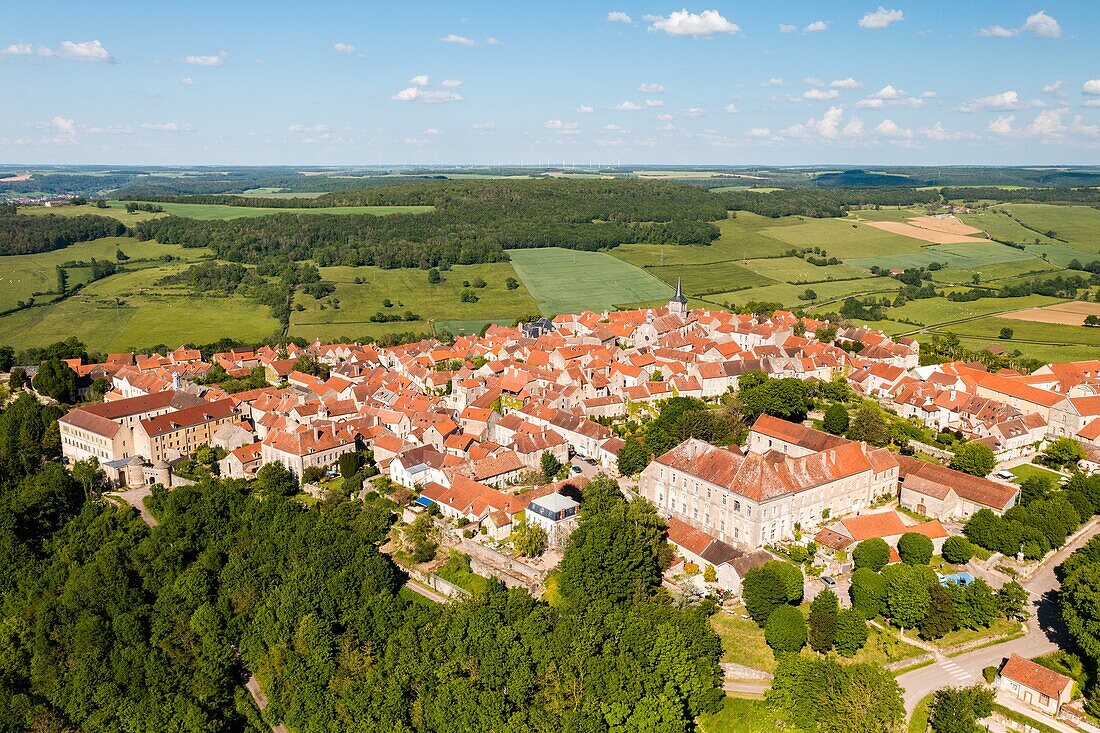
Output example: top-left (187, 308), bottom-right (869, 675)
top-left (992, 704), bottom-right (1062, 733)
top-left (697, 698), bottom-right (806, 733)
top-left (938, 619), bottom-right (1024, 654)
top-left (709, 607), bottom-right (775, 673)
top-left (908, 693), bottom-right (933, 733)
top-left (435, 552), bottom-right (489, 595)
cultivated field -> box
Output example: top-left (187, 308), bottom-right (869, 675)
top-left (863, 220), bottom-right (989, 244)
top-left (509, 247), bottom-right (673, 314)
top-left (907, 215), bottom-right (983, 236)
top-left (738, 256), bottom-right (869, 283)
top-left (999, 204), bottom-right (1100, 252)
top-left (1002, 300), bottom-right (1100, 326)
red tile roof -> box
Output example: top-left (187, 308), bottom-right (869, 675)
top-left (1000, 654), bottom-right (1073, 700)
top-left (897, 456), bottom-right (1018, 511)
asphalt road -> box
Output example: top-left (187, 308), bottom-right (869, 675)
top-left (897, 521), bottom-right (1100, 712)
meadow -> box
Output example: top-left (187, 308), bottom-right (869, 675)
top-left (998, 204), bottom-right (1100, 252)
top-left (508, 247), bottom-right (673, 314)
top-left (288, 262), bottom-right (540, 342)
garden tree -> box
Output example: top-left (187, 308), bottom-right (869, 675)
top-left (511, 518), bottom-right (548, 557)
top-left (0, 344), bottom-right (14, 372)
top-left (941, 536), bottom-right (974, 565)
top-left (540, 450), bottom-right (563, 481)
top-left (822, 403), bottom-right (849, 436)
top-left (339, 451), bottom-right (360, 479)
top-left (558, 481), bottom-right (664, 605)
top-left (254, 461), bottom-right (299, 498)
top-left (742, 564), bottom-right (790, 625)
top-left (808, 589), bottom-right (839, 653)
top-left (736, 376), bottom-right (810, 423)
top-left (703, 564), bottom-right (717, 583)
top-left (1044, 437), bottom-right (1087, 468)
top-left (9, 367), bottom-right (28, 390)
top-left (996, 581), bottom-right (1030, 621)
top-left (883, 563), bottom-right (937, 629)
top-left (897, 531), bottom-right (934, 566)
top-left (31, 358), bottom-right (78, 404)
top-left (427, 267), bottom-right (441, 283)
top-left (0, 394), bottom-right (63, 482)
top-left (765, 560), bottom-right (805, 604)
top-left (853, 537), bottom-right (891, 571)
top-left (70, 456), bottom-right (108, 498)
top-left (1019, 475), bottom-right (1055, 505)
top-left (617, 438), bottom-right (649, 476)
top-left (920, 585), bottom-right (957, 640)
top-left (850, 567), bottom-right (887, 618)
top-left (951, 579), bottom-right (998, 630)
top-left (846, 402), bottom-right (888, 447)
top-left (949, 441), bottom-right (996, 477)
top-left (578, 472), bottom-right (626, 516)
top-left (1061, 539), bottom-right (1100, 671)
top-left (765, 605), bottom-right (807, 655)
top-left (767, 656), bottom-right (905, 733)
top-left (834, 609), bottom-right (869, 656)
top-left (293, 353), bottom-right (330, 379)
top-left (405, 508), bottom-right (439, 562)
top-left (928, 685), bottom-right (994, 733)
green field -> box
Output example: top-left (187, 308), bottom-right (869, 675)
top-left (999, 204), bottom-right (1100, 252)
top-left (761, 217), bottom-right (924, 260)
top-left (646, 261), bottom-right (766, 295)
top-left (612, 214), bottom-right (800, 268)
top-left (18, 202), bottom-right (163, 227)
top-left (947, 314), bottom-right (1100, 346)
top-left (0, 262), bottom-right (278, 351)
top-left (848, 241), bottom-right (1039, 272)
top-left (509, 247), bottom-right (674, 314)
top-left (740, 256), bottom-right (870, 283)
top-left (959, 209), bottom-right (1060, 246)
top-left (289, 262), bottom-right (539, 341)
top-left (151, 201), bottom-right (434, 220)
top-left (0, 237), bottom-right (208, 312)
top-left (882, 294), bottom-right (1063, 329)
top-left (706, 278), bottom-right (896, 309)
top-left (698, 698), bottom-right (804, 733)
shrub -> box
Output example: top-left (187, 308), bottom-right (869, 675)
top-left (941, 536), bottom-right (973, 565)
top-left (743, 565), bottom-right (789, 625)
top-left (765, 605), bottom-right (807, 655)
top-left (684, 562), bottom-right (700, 575)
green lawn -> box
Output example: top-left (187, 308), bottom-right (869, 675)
top-left (509, 247), bottom-right (673, 314)
top-left (848, 623), bottom-right (925, 666)
top-left (710, 608), bottom-right (775, 673)
top-left (698, 698), bottom-right (805, 733)
top-left (936, 617), bottom-right (1022, 651)
top-left (909, 693), bottom-right (933, 733)
top-left (1009, 464), bottom-right (1064, 485)
top-left (289, 262), bottom-right (540, 341)
top-left (435, 552), bottom-right (489, 595)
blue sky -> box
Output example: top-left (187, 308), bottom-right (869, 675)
top-left (3, 1), bottom-right (1100, 165)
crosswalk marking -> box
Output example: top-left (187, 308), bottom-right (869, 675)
top-left (939, 659), bottom-right (973, 683)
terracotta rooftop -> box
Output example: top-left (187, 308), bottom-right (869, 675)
top-left (1000, 654), bottom-right (1073, 700)
top-left (897, 456), bottom-right (1018, 511)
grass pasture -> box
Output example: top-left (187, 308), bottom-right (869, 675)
top-left (1001, 300), bottom-right (1100, 326)
top-left (509, 247), bottom-right (673, 314)
top-left (948, 314), bottom-right (1100, 347)
top-left (848, 241), bottom-right (1041, 272)
top-left (999, 204), bottom-right (1100, 252)
top-left (740, 256), bottom-right (870, 283)
top-left (646, 261), bottom-right (765, 295)
top-left (885, 294), bottom-right (1063, 328)
top-left (289, 262), bottom-right (539, 341)
top-left (698, 698), bottom-right (805, 733)
top-left (18, 202), bottom-right (163, 227)
top-left (760, 217), bottom-right (924, 260)
top-left (959, 209), bottom-right (1061, 246)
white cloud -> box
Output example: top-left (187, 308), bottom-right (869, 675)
top-left (52, 116), bottom-right (76, 135)
top-left (803, 20), bottom-right (829, 33)
top-left (781, 105), bottom-right (844, 139)
top-left (59, 40), bottom-right (113, 62)
top-left (333, 42), bottom-right (356, 54)
top-left (1083, 80), bottom-right (1100, 96)
top-left (615, 101), bottom-right (645, 111)
top-left (870, 84), bottom-right (904, 99)
top-left (746, 127), bottom-right (771, 139)
top-left (804, 88), bottom-right (840, 101)
top-left (409, 74), bottom-right (430, 86)
top-left (485, 37), bottom-right (504, 45)
top-left (987, 115), bottom-right (1015, 135)
top-left (778, 24), bottom-right (798, 33)
top-left (141, 122), bottom-right (191, 131)
top-left (440, 79), bottom-right (463, 87)
top-left (684, 107), bottom-right (705, 118)
top-left (424, 127), bottom-right (441, 136)
top-left (958, 90), bottom-right (1023, 112)
top-left (724, 103), bottom-right (739, 113)
top-left (830, 77), bottom-right (863, 89)
top-left (1, 43), bottom-right (35, 56)
top-left (804, 77), bottom-right (825, 87)
top-left (606, 11), bottom-right (634, 24)
top-left (391, 87), bottom-right (462, 103)
top-left (1042, 80), bottom-right (1063, 94)
top-left (767, 77), bottom-right (786, 86)
top-left (874, 119), bottom-right (912, 138)
top-left (288, 124), bottom-right (329, 132)
top-left (472, 121), bottom-right (496, 130)
top-left (1023, 10), bottom-right (1061, 38)
top-left (186, 51), bottom-right (227, 67)
top-left (919, 123), bottom-right (961, 141)
top-left (1085, 100), bottom-right (1100, 108)
top-left (647, 10), bottom-right (741, 37)
top-left (181, 77), bottom-right (194, 86)
top-left (1072, 115), bottom-right (1100, 137)
top-left (644, 98), bottom-right (663, 107)
top-left (855, 98), bottom-right (884, 109)
top-left (656, 113), bottom-right (673, 121)
top-left (1028, 109), bottom-right (1065, 137)
top-left (843, 118), bottom-right (865, 137)
top-left (544, 119), bottom-right (580, 135)
top-left (576, 105), bottom-right (594, 114)
top-left (858, 7), bottom-right (904, 29)
top-left (639, 83), bottom-right (665, 93)
top-left (978, 25), bottom-right (1017, 38)
top-left (440, 34), bottom-right (477, 46)
top-left (85, 125), bottom-right (132, 135)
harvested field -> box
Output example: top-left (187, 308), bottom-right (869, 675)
top-left (907, 215), bottom-right (984, 236)
top-left (1002, 300), bottom-right (1100, 325)
top-left (864, 220), bottom-right (989, 244)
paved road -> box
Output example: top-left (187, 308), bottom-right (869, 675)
top-left (245, 675), bottom-right (289, 733)
top-left (897, 521), bottom-right (1100, 712)
top-left (107, 486), bottom-right (158, 527)
top-left (404, 578), bottom-right (447, 603)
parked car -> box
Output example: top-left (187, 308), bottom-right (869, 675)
top-left (822, 576), bottom-right (836, 586)
top-left (994, 470), bottom-right (1014, 480)
top-left (570, 465), bottom-right (583, 475)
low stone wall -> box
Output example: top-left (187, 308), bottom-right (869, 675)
top-left (406, 567), bottom-right (470, 599)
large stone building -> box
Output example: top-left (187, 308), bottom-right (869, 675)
top-left (638, 415), bottom-right (898, 550)
top-left (132, 398), bottom-right (239, 464)
top-left (58, 390), bottom-right (205, 464)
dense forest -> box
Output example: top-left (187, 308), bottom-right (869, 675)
top-left (721, 187), bottom-right (942, 218)
top-left (0, 390), bottom-right (722, 733)
top-left (0, 208), bottom-right (127, 255)
top-left (941, 186), bottom-right (1100, 204)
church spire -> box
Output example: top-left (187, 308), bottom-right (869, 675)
top-left (669, 276), bottom-right (687, 315)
